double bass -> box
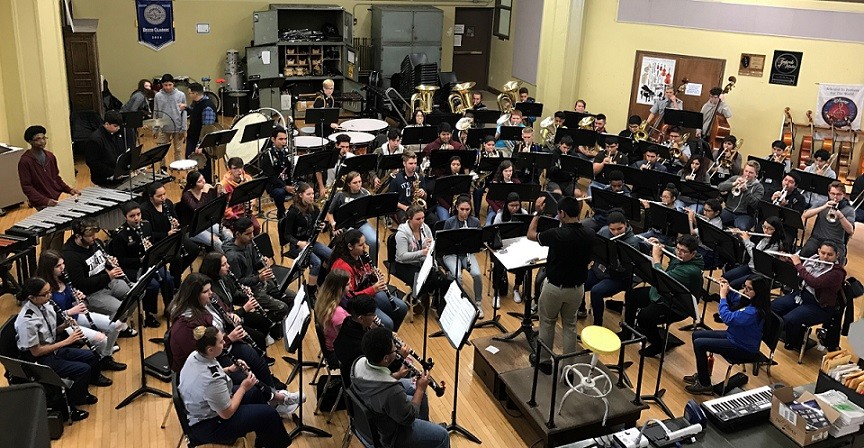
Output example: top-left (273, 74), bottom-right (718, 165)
top-left (798, 111), bottom-right (815, 169)
top-left (709, 76), bottom-right (736, 153)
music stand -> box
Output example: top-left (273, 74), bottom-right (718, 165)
top-left (438, 281), bottom-right (482, 444)
top-left (113, 263), bottom-right (171, 409)
top-left (679, 180), bottom-right (720, 205)
top-left (281, 286), bottom-right (331, 440)
top-left (137, 142), bottom-right (172, 185)
top-left (645, 206), bottom-right (690, 240)
top-left (748, 155), bottom-right (784, 186)
top-left (515, 102), bottom-right (543, 119)
top-left (642, 169), bottom-right (682, 197)
top-left (514, 152), bottom-right (555, 182)
top-left (555, 128), bottom-right (596, 147)
top-left (333, 192), bottom-right (400, 230)
top-left (377, 154), bottom-right (408, 173)
top-left (430, 150), bottom-right (478, 173)
top-left (429, 228), bottom-right (484, 338)
top-left (295, 149), bottom-right (339, 178)
top-left (340, 153), bottom-right (377, 177)
top-left (426, 113), bottom-right (460, 129)
top-left (189, 195), bottom-right (228, 249)
top-left (476, 222), bottom-right (526, 334)
top-left (476, 156), bottom-right (512, 174)
top-left (644, 267), bottom-right (699, 418)
top-left (498, 126), bottom-right (523, 142)
top-left (0, 356), bottom-right (71, 426)
top-left (401, 126), bottom-right (438, 146)
top-left (471, 109), bottom-right (503, 127)
top-left (592, 236), bottom-right (635, 386)
top-left (466, 128), bottom-right (497, 148)
top-left (305, 107), bottom-right (339, 140)
top-left (697, 219), bottom-right (743, 266)
top-left (227, 177), bottom-right (267, 209)
top-left (559, 154), bottom-right (595, 181)
top-left (113, 144), bottom-right (139, 195)
top-left (492, 237), bottom-right (549, 346)
top-left (590, 187), bottom-right (642, 220)
top-left (486, 183), bottom-right (541, 205)
top-left (752, 249), bottom-right (800, 293)
top-left (239, 120), bottom-right (275, 156)
top-left (663, 109), bottom-right (703, 130)
top-left (199, 129), bottom-right (237, 155)
top-left (793, 169), bottom-right (834, 196)
top-left (562, 111), bottom-right (591, 129)
top-left (431, 174), bottom-right (472, 202)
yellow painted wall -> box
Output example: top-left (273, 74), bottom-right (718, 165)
top-left (576, 0), bottom-right (864, 161)
top-left (72, 1), bottom-right (497, 97)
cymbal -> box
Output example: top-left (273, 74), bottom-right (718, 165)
top-left (143, 118), bottom-right (168, 128)
top-left (227, 90), bottom-right (249, 97)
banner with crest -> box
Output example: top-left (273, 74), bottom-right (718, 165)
top-left (816, 84), bottom-right (864, 131)
top-left (136, 0), bottom-right (175, 51)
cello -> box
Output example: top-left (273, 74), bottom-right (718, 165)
top-left (798, 111), bottom-right (815, 169)
top-left (781, 107), bottom-right (795, 160)
top-left (709, 76), bottom-right (736, 153)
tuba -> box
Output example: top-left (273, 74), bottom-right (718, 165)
top-left (447, 81), bottom-right (475, 115)
top-left (410, 85), bottom-right (439, 114)
top-left (496, 80), bottom-right (521, 113)
top-left (578, 115), bottom-right (595, 130)
top-left (456, 116), bottom-right (474, 146)
top-left (633, 120), bottom-right (649, 141)
top-left (539, 116), bottom-right (557, 146)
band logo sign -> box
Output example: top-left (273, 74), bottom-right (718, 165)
top-left (136, 0), bottom-right (175, 51)
top-left (769, 50), bottom-right (803, 86)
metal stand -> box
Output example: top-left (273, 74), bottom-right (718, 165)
top-left (494, 268), bottom-right (537, 346)
top-left (638, 323), bottom-right (675, 419)
top-left (116, 294), bottom-right (171, 409)
top-left (447, 347), bottom-right (481, 444)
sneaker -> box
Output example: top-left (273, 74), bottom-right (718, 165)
top-left (118, 327), bottom-right (138, 338)
top-left (275, 391), bottom-right (305, 417)
top-left (577, 308), bottom-right (588, 319)
top-left (683, 373), bottom-right (698, 385)
top-left (685, 381), bottom-right (715, 396)
top-left (144, 314), bottom-right (160, 328)
top-left (528, 353), bottom-right (553, 375)
top-left (475, 303), bottom-right (485, 319)
top-left (492, 295), bottom-right (501, 310)
top-left (265, 335), bottom-right (276, 346)
top-left (112, 345), bottom-right (120, 353)
top-left (513, 290), bottom-right (522, 304)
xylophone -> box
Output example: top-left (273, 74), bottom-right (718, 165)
top-left (7, 186), bottom-right (131, 238)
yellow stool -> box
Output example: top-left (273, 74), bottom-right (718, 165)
top-left (557, 326), bottom-right (621, 423)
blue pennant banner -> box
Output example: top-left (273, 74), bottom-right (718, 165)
top-left (136, 0), bottom-right (175, 51)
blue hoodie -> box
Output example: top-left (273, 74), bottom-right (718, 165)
top-left (719, 291), bottom-right (763, 353)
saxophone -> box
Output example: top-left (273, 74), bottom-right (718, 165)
top-left (412, 176), bottom-right (426, 208)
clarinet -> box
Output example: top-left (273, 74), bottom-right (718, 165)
top-left (163, 202), bottom-right (187, 259)
top-left (360, 252), bottom-right (397, 306)
top-left (93, 239), bottom-right (133, 287)
top-left (50, 299), bottom-right (98, 352)
top-left (226, 353), bottom-right (276, 401)
top-left (374, 316), bottom-right (434, 371)
top-left (226, 270), bottom-right (276, 328)
top-left (250, 238), bottom-right (274, 281)
top-left (132, 222), bottom-right (153, 251)
top-left (60, 272), bottom-right (98, 331)
top-left (395, 352), bottom-right (445, 397)
top-left (209, 296), bottom-right (265, 356)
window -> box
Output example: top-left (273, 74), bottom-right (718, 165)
top-left (494, 0), bottom-right (512, 40)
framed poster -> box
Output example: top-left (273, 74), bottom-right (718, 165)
top-left (769, 50), bottom-right (803, 86)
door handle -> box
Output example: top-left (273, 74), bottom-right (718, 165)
top-left (454, 51), bottom-right (483, 55)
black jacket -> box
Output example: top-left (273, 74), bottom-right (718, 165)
top-left (259, 145), bottom-right (293, 191)
top-left (140, 200), bottom-right (179, 243)
top-left (62, 239), bottom-right (111, 295)
top-left (281, 204), bottom-right (319, 248)
top-left (85, 126), bottom-right (125, 186)
top-left (108, 221), bottom-right (154, 276)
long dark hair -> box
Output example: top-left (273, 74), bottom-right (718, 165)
top-left (18, 277), bottom-right (48, 304)
top-left (493, 160), bottom-right (515, 182)
top-left (36, 250), bottom-right (64, 292)
top-left (294, 181), bottom-right (315, 214)
top-left (134, 79), bottom-right (153, 97)
top-left (742, 275), bottom-right (771, 321)
top-left (198, 252), bottom-right (225, 281)
top-left (762, 216), bottom-right (785, 250)
top-left (500, 192), bottom-right (521, 222)
top-left (185, 171), bottom-right (203, 192)
top-left (168, 273), bottom-right (212, 323)
top-left (329, 228), bottom-right (364, 267)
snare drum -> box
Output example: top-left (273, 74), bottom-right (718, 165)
top-left (339, 118), bottom-right (388, 133)
top-left (299, 126), bottom-right (316, 135)
top-left (328, 131), bottom-right (375, 155)
top-left (225, 112), bottom-right (270, 165)
top-left (294, 136), bottom-right (328, 154)
top-left (169, 159), bottom-right (199, 187)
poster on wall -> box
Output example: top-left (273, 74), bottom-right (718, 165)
top-left (816, 84), bottom-right (864, 131)
top-left (769, 50), bottom-right (803, 86)
top-left (636, 57), bottom-right (676, 105)
top-left (136, 0), bottom-right (175, 51)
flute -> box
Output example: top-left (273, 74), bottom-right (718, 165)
top-left (609, 232), bottom-right (627, 241)
top-left (763, 250), bottom-right (836, 265)
top-left (635, 234), bottom-right (682, 261)
top-left (576, 196), bottom-right (593, 201)
top-left (702, 274), bottom-right (748, 298)
top-left (724, 228), bottom-right (771, 238)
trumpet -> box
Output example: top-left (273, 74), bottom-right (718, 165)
top-left (827, 203), bottom-right (839, 223)
top-left (635, 234), bottom-right (682, 261)
top-left (685, 171), bottom-right (696, 181)
top-left (731, 177), bottom-right (748, 197)
top-left (702, 275), bottom-right (749, 299)
top-left (724, 228), bottom-right (771, 238)
top-left (772, 188), bottom-right (789, 206)
top-left (763, 249), bottom-right (837, 266)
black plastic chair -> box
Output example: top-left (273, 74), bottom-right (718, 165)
top-left (312, 322), bottom-right (343, 423)
top-left (341, 388), bottom-right (383, 448)
top-left (717, 311), bottom-right (784, 395)
top-left (253, 233), bottom-right (291, 289)
top-left (798, 289), bottom-right (847, 364)
top-left (172, 374), bottom-right (246, 448)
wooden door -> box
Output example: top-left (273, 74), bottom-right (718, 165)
top-left (63, 28), bottom-right (102, 115)
top-left (453, 8), bottom-right (493, 90)
top-left (628, 51), bottom-right (726, 133)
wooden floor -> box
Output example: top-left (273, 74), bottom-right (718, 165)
top-left (2, 134), bottom-right (863, 447)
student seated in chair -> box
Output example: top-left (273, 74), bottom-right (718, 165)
top-left (684, 275), bottom-right (770, 395)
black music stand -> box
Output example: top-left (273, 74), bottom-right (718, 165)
top-left (305, 107), bottom-right (339, 141)
top-left (471, 109), bottom-right (503, 127)
top-left (431, 174), bottom-right (472, 204)
top-left (437, 280), bottom-right (481, 444)
top-left (663, 109), bottom-right (703, 131)
top-left (0, 383), bottom-right (52, 447)
top-left (645, 206), bottom-right (690, 240)
top-left (497, 126), bottom-right (523, 142)
top-left (333, 192), bottom-right (400, 231)
top-left (430, 150), bottom-right (478, 173)
top-left (748, 155), bottom-right (784, 186)
top-left (137, 142), bottom-right (172, 185)
top-left (487, 183), bottom-right (541, 206)
top-left (114, 144), bottom-right (140, 195)
top-left (559, 154), bottom-right (595, 182)
top-left (555, 128), bottom-right (597, 147)
top-left (113, 263), bottom-right (171, 409)
top-left (793, 168), bottom-right (834, 196)
top-left (515, 102), bottom-right (543, 120)
top-left (466, 128), bottom-right (497, 148)
top-left (643, 267), bottom-right (699, 418)
top-left (0, 356), bottom-right (71, 426)
top-left (401, 126), bottom-right (438, 146)
top-left (239, 120), bottom-right (276, 158)
top-left (759, 200), bottom-right (805, 248)
top-left (590, 187), bottom-right (642, 220)
top-left (514, 152), bottom-right (555, 182)
top-left (199, 129), bottom-right (238, 183)
top-left (697, 219), bottom-right (744, 266)
top-left (282, 286), bottom-right (331, 440)
top-left (377, 154), bottom-right (408, 174)
top-left (426, 113), bottom-right (460, 129)
top-left (642, 169), bottom-right (682, 198)
top-left (295, 149), bottom-right (339, 178)
top-left (752, 249), bottom-right (800, 293)
top-left (679, 180), bottom-right (720, 206)
top-left (562, 111), bottom-right (592, 129)
top-left (430, 228), bottom-right (484, 339)
top-left (476, 156), bottom-right (512, 174)
top-left (340, 153), bottom-right (377, 177)
top-left (189, 195), bottom-right (228, 249)
top-left (227, 177), bottom-right (267, 209)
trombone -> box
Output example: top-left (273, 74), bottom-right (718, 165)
top-left (635, 234), bottom-right (682, 261)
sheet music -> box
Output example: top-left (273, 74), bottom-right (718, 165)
top-left (414, 240), bottom-right (435, 298)
top-left (494, 237), bottom-right (549, 271)
top-left (283, 287), bottom-right (309, 350)
top-left (438, 281), bottom-right (477, 349)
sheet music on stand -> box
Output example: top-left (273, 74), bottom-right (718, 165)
top-left (495, 237), bottom-right (549, 271)
top-left (414, 240), bottom-right (435, 299)
top-left (439, 281), bottom-right (479, 349)
top-left (283, 286), bottom-right (311, 352)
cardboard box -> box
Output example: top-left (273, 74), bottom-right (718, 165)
top-left (770, 386), bottom-right (842, 446)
